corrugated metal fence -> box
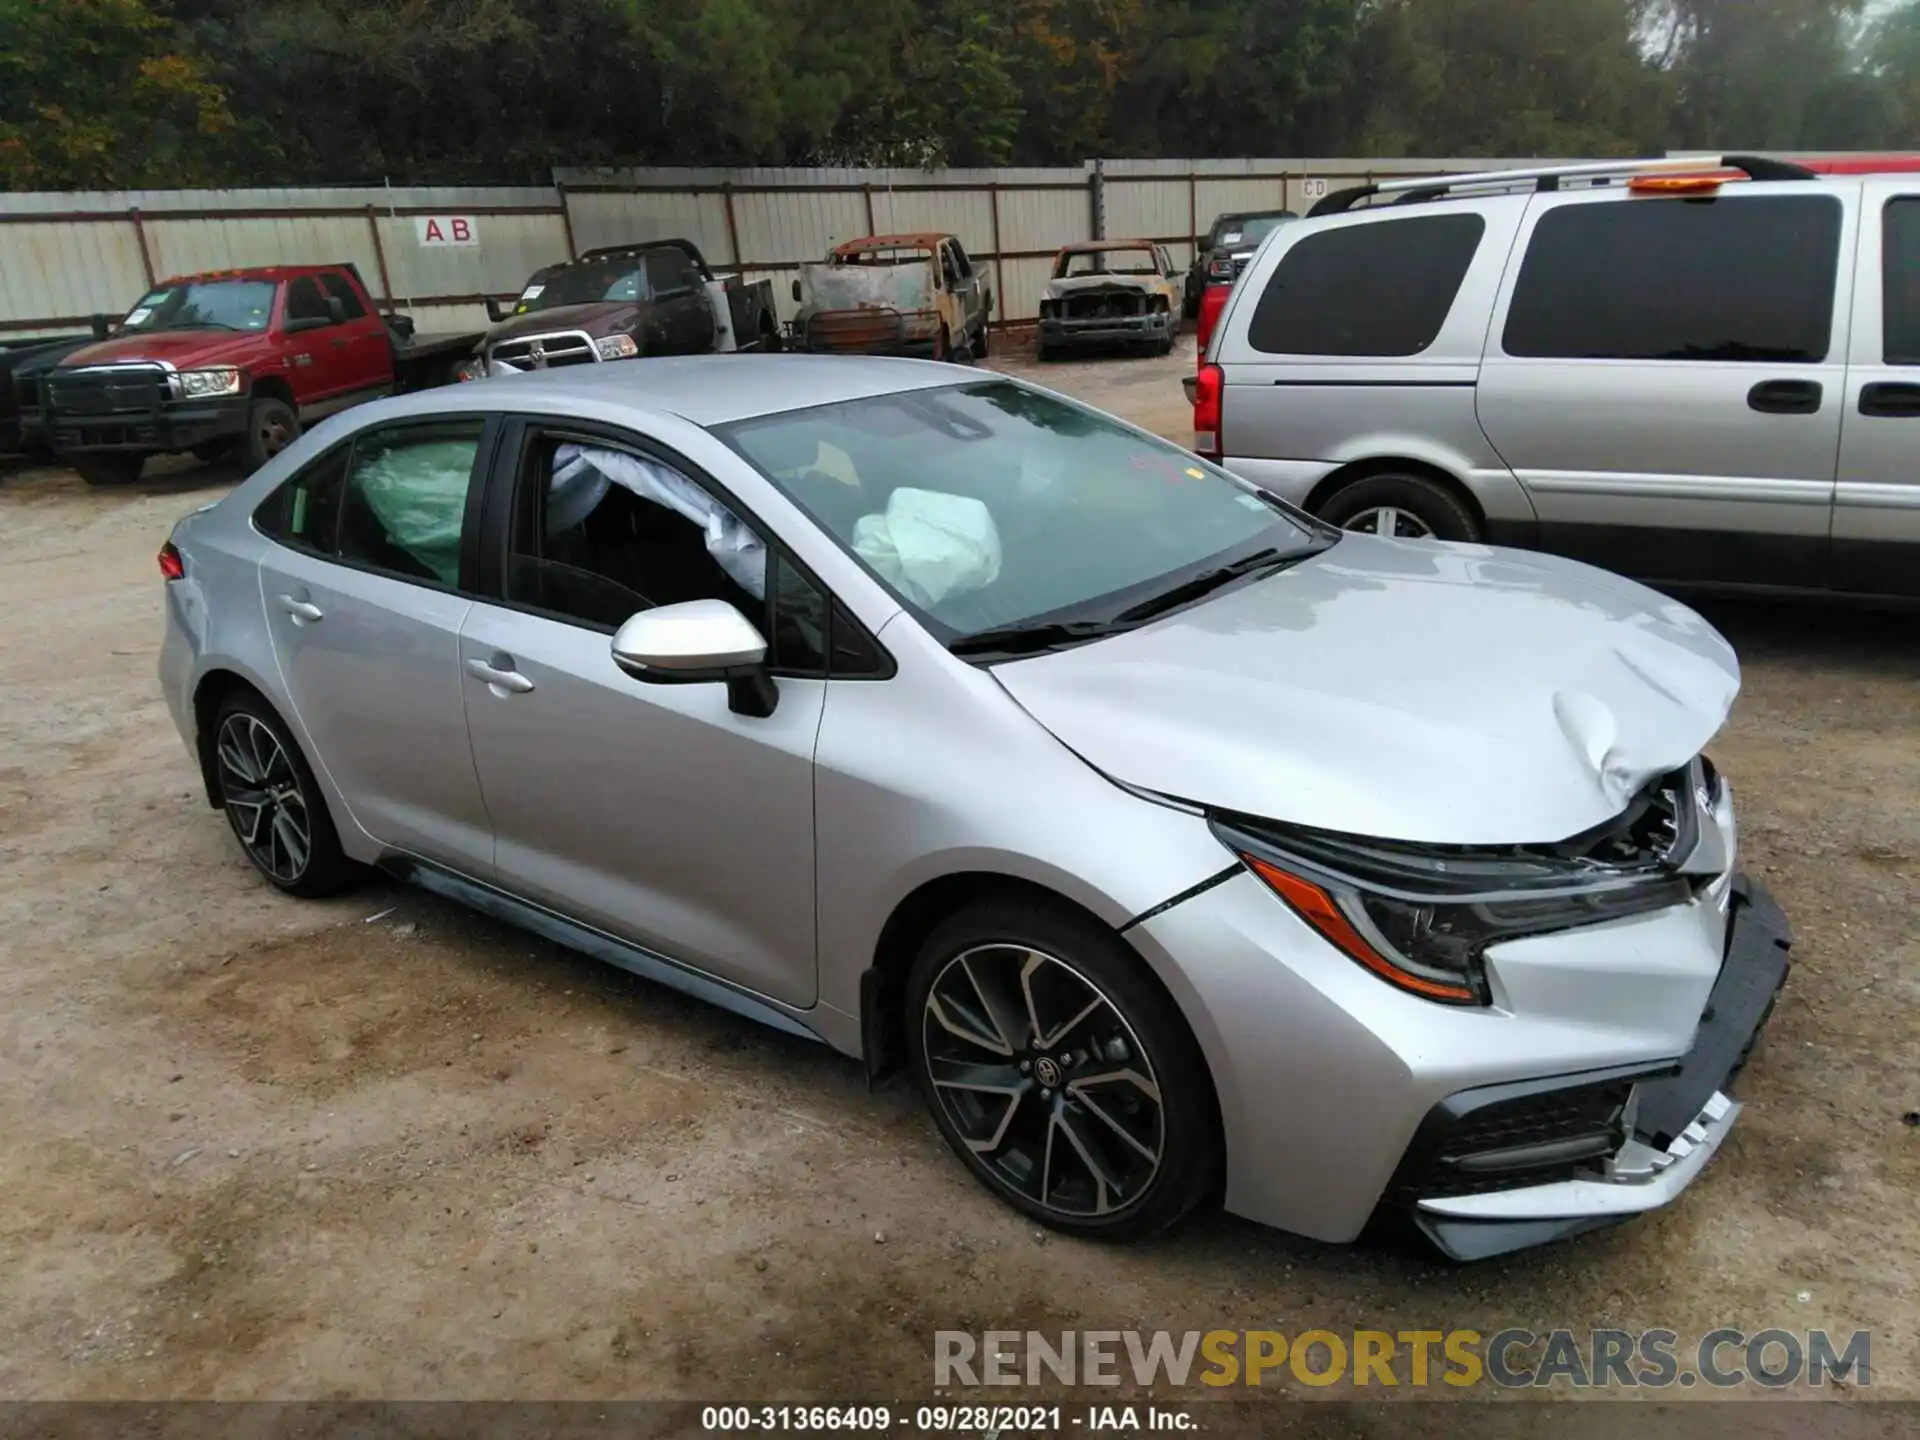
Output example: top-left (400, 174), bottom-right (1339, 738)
top-left (0, 158), bottom-right (1553, 339)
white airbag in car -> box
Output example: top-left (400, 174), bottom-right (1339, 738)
top-left (553, 443), bottom-right (767, 598)
top-left (852, 488), bottom-right (1002, 606)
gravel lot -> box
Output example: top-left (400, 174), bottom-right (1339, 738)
top-left (1, 336), bottom-right (1916, 1406)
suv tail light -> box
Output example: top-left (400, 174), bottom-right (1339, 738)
top-left (158, 541), bottom-right (184, 581)
top-left (1193, 362), bottom-right (1223, 462)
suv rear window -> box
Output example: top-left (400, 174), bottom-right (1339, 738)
top-left (1504, 196), bottom-right (1843, 363)
top-left (1887, 198), bottom-right (1919, 366)
top-left (1246, 214), bottom-right (1485, 357)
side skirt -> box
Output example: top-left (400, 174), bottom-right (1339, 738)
top-left (379, 854), bottom-right (824, 1045)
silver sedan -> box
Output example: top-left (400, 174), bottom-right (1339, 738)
top-left (158, 356), bottom-right (1791, 1259)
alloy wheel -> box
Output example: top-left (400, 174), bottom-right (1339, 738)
top-left (216, 712), bottom-right (311, 883)
top-left (1344, 505), bottom-right (1434, 539)
top-left (921, 944), bottom-right (1164, 1219)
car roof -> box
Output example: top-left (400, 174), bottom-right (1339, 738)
top-left (1057, 240), bottom-right (1158, 254)
top-left (830, 233), bottom-right (953, 255)
top-left (438, 353), bottom-right (972, 427)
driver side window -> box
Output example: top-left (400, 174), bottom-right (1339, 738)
top-left (504, 430), bottom-right (836, 675)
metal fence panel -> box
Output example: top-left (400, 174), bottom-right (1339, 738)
top-left (733, 187), bottom-right (868, 267)
top-left (995, 185), bottom-right (1091, 257)
top-left (868, 187), bottom-right (995, 257)
top-left (0, 220), bottom-right (147, 329)
top-left (145, 213), bottom-right (382, 288)
top-left (372, 211), bottom-right (570, 304)
top-left (1103, 178), bottom-right (1190, 244)
top-left (562, 190), bottom-right (732, 265)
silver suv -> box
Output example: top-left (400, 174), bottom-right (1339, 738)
top-left (1197, 154), bottom-right (1920, 599)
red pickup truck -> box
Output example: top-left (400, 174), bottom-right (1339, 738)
top-left (37, 263), bottom-right (478, 486)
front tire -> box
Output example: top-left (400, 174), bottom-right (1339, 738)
top-left (212, 693), bottom-right (354, 898)
top-left (1317, 472), bottom-right (1483, 543)
top-left (237, 396), bottom-right (299, 474)
top-left (906, 899), bottom-right (1220, 1240)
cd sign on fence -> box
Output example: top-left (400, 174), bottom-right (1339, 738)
top-left (415, 216), bottom-right (479, 247)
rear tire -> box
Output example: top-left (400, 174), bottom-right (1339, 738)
top-left (71, 453), bottom-right (146, 487)
top-left (906, 897), bottom-right (1220, 1241)
top-left (211, 691), bottom-right (355, 898)
top-left (1317, 472), bottom-right (1483, 543)
top-left (237, 397), bottom-right (299, 475)
top-left (973, 323), bottom-right (990, 360)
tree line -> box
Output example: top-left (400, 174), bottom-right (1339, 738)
top-left (3, 0), bottom-right (1918, 190)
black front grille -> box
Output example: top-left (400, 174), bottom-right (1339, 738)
top-left (47, 367), bottom-right (169, 415)
top-left (1062, 290), bottom-right (1149, 320)
top-left (1387, 1070), bottom-right (1648, 1203)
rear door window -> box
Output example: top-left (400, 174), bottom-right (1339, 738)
top-left (1503, 196), bottom-right (1844, 363)
top-left (1246, 214), bottom-right (1486, 357)
top-left (335, 420), bottom-right (486, 586)
top-left (1886, 198), bottom-right (1920, 365)
top-left (318, 273), bottom-right (369, 320)
top-left (284, 277), bottom-right (331, 326)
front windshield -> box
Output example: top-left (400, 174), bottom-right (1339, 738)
top-left (121, 280), bottom-right (275, 333)
top-left (1057, 248), bottom-right (1159, 278)
top-left (720, 380), bottom-right (1328, 651)
top-left (517, 260), bottom-right (645, 313)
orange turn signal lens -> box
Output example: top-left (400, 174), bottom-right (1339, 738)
top-left (1243, 856), bottom-right (1481, 1005)
top-left (1628, 174), bottom-right (1734, 194)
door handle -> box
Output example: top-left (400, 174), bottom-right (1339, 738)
top-left (329, 337), bottom-right (349, 349)
top-left (1860, 381), bottom-right (1920, 418)
top-left (466, 656), bottom-right (535, 694)
top-left (276, 594), bottom-right (323, 624)
top-left (1748, 379), bottom-right (1824, 415)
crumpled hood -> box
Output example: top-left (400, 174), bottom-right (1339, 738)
top-left (1043, 273), bottom-right (1162, 298)
top-left (485, 301), bottom-right (634, 343)
top-left (60, 331), bottom-right (271, 369)
top-left (992, 535), bottom-right (1741, 846)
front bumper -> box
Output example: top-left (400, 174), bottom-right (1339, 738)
top-left (1407, 876), bottom-right (1791, 1260)
top-left (1038, 311), bottom-right (1175, 348)
top-left (51, 396), bottom-right (250, 454)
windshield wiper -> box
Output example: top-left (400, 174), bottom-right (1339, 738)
top-left (948, 619), bottom-right (1121, 659)
top-left (1112, 547), bottom-right (1299, 626)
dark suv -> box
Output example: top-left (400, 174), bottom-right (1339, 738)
top-left (1184, 210), bottom-right (1297, 316)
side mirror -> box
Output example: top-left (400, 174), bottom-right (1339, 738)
top-left (611, 600), bottom-right (778, 717)
top-left (485, 297), bottom-right (510, 323)
top-left (89, 313), bottom-right (114, 339)
top-left (388, 312), bottom-right (416, 340)
top-left (791, 279), bottom-right (802, 303)
top-left (324, 296), bottom-right (347, 324)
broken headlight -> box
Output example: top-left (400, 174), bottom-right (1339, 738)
top-left (1215, 815), bottom-right (1696, 1007)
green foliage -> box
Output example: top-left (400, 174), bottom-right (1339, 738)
top-left (3, 0), bottom-right (1918, 188)
top-left (0, 0), bottom-right (238, 188)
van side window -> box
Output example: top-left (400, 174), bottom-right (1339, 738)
top-left (1246, 214), bottom-right (1485, 358)
top-left (1504, 196), bottom-right (1843, 364)
top-left (1886, 199), bottom-right (1920, 366)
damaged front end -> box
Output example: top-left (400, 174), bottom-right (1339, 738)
top-left (1215, 757), bottom-right (1791, 1260)
top-left (794, 257), bottom-right (942, 357)
top-left (1038, 281), bottom-right (1176, 351)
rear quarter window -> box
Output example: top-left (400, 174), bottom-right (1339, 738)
top-left (1886, 198), bottom-right (1920, 366)
top-left (1246, 213), bottom-right (1486, 357)
top-left (1503, 195), bottom-right (1844, 363)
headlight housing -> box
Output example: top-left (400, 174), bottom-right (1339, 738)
top-left (175, 367), bottom-right (243, 398)
top-left (454, 357), bottom-right (487, 383)
top-left (595, 334), bottom-right (639, 361)
top-left (1215, 776), bottom-right (1706, 1008)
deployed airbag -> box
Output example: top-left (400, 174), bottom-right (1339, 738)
top-left (353, 441), bottom-right (476, 585)
top-left (852, 488), bottom-right (1001, 606)
top-left (553, 443), bottom-right (767, 597)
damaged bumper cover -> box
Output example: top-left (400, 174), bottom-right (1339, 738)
top-left (1038, 309), bottom-right (1176, 349)
top-left (1400, 876), bottom-right (1792, 1261)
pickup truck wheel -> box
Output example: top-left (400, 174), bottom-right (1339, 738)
top-left (239, 398), bottom-right (299, 474)
top-left (72, 453), bottom-right (146, 487)
top-left (973, 324), bottom-right (990, 360)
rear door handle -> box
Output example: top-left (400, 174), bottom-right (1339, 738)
top-left (1860, 381), bottom-right (1920, 418)
top-left (1748, 379), bottom-right (1824, 415)
top-left (276, 594), bottom-right (323, 624)
top-left (466, 656), bottom-right (535, 695)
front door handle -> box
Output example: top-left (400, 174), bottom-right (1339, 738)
top-left (466, 656), bottom-right (535, 695)
top-left (276, 594), bottom-right (323, 624)
top-left (1860, 381), bottom-right (1920, 418)
top-left (1748, 379), bottom-right (1824, 415)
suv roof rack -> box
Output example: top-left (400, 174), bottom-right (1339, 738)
top-left (1308, 154), bottom-right (1820, 218)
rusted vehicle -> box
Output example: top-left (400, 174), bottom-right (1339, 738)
top-left (791, 233), bottom-right (992, 360)
top-left (1036, 241), bottom-right (1182, 359)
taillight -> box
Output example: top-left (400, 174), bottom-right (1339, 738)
top-left (1192, 362), bottom-right (1223, 462)
top-left (158, 541), bottom-right (185, 581)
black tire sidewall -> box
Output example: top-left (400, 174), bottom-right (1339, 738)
top-left (905, 898), bottom-right (1220, 1240)
top-left (1318, 473), bottom-right (1482, 543)
top-left (212, 692), bottom-right (354, 898)
top-left (239, 398), bottom-right (299, 474)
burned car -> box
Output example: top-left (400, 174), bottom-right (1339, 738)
top-left (1036, 241), bottom-right (1182, 359)
top-left (792, 233), bottom-right (992, 361)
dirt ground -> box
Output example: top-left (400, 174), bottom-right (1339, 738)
top-left (1, 336), bottom-right (1916, 1409)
